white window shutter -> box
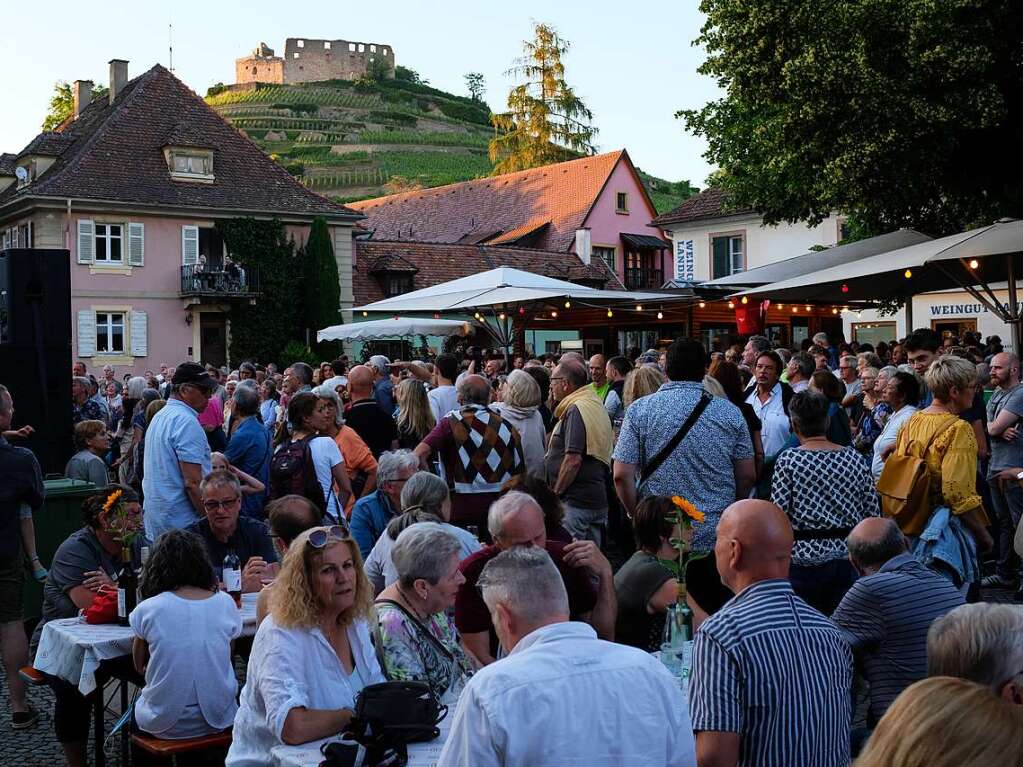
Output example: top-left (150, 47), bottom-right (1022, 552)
top-left (181, 225), bottom-right (199, 266)
top-left (128, 222), bottom-right (145, 266)
top-left (77, 220), bottom-right (95, 264)
top-left (77, 310), bottom-right (96, 357)
top-left (130, 310), bottom-right (148, 357)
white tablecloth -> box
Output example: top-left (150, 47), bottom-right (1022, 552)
top-left (271, 712), bottom-right (452, 767)
top-left (35, 592), bottom-right (260, 694)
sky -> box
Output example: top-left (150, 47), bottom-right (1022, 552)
top-left (0, 1), bottom-right (720, 185)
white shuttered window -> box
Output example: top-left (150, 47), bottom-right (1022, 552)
top-left (77, 310), bottom-right (96, 357)
top-left (128, 222), bottom-right (145, 266)
top-left (77, 220), bottom-right (95, 264)
top-left (130, 311), bottom-right (148, 357)
top-left (182, 225), bottom-right (199, 266)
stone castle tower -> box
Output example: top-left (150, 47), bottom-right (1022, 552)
top-left (235, 38), bottom-right (395, 85)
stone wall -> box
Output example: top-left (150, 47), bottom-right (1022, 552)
top-left (235, 37), bottom-right (395, 86)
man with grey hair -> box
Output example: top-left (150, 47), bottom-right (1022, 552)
top-left (785, 351), bottom-right (815, 393)
top-left (368, 354), bottom-right (396, 415)
top-left (832, 517), bottom-right (964, 727)
top-left (224, 384), bottom-right (271, 519)
top-left (415, 375), bottom-right (524, 535)
top-left (186, 468), bottom-right (276, 593)
top-left (928, 602), bottom-right (1023, 705)
top-left (454, 491), bottom-right (613, 666)
top-left (350, 449), bottom-right (419, 558)
top-left (740, 335), bottom-right (770, 371)
top-left (71, 376), bottom-right (105, 424)
top-left (440, 547), bottom-right (695, 767)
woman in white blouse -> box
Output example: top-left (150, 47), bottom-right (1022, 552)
top-left (227, 526), bottom-right (385, 766)
top-left (131, 529), bottom-right (242, 740)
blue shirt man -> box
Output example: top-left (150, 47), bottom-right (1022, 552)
top-left (142, 364), bottom-right (214, 540)
top-left (225, 415), bottom-right (271, 519)
top-left (369, 355), bottom-right (395, 416)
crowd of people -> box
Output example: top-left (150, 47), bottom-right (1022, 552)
top-left (1, 325), bottom-right (1022, 766)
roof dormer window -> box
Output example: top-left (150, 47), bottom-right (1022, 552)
top-left (165, 148), bottom-right (214, 183)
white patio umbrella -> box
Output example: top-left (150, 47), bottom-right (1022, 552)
top-left (317, 317), bottom-right (473, 343)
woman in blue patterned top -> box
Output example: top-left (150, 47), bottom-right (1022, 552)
top-left (771, 390), bottom-right (880, 615)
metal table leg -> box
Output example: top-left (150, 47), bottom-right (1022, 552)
top-left (93, 684), bottom-right (106, 767)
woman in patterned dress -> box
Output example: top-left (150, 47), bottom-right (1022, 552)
top-left (771, 390), bottom-right (880, 615)
top-left (373, 524), bottom-right (475, 701)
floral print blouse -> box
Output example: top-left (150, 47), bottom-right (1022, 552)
top-left (374, 601), bottom-right (474, 700)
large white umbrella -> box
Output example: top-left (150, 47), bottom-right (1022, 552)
top-left (352, 266), bottom-right (675, 313)
top-left (317, 317), bottom-right (473, 342)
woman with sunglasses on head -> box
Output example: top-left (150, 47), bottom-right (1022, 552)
top-left (227, 526), bottom-right (385, 765)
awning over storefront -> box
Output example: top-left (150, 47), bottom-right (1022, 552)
top-left (317, 317), bottom-right (473, 342)
top-left (621, 233), bottom-right (672, 250)
top-left (702, 229), bottom-right (932, 289)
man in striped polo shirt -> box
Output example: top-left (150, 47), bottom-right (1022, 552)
top-left (832, 518), bottom-right (964, 729)
top-left (690, 499), bottom-right (852, 767)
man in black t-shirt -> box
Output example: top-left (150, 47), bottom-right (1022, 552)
top-left (345, 365), bottom-right (398, 458)
top-left (0, 385), bottom-right (43, 728)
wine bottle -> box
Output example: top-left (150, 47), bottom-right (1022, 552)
top-left (223, 549), bottom-right (242, 607)
top-left (116, 547), bottom-right (137, 627)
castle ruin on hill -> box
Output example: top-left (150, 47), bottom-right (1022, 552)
top-left (235, 38), bottom-right (395, 85)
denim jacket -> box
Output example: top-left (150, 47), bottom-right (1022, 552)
top-left (349, 490), bottom-right (398, 559)
top-left (912, 505), bottom-right (979, 587)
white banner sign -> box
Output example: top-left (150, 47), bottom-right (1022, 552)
top-left (675, 239), bottom-right (694, 282)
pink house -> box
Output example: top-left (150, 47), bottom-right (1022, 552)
top-left (348, 149), bottom-right (670, 291)
top-left (0, 60), bottom-right (361, 375)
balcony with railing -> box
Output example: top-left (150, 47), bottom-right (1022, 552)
top-left (624, 268), bottom-right (664, 291)
top-left (180, 265), bottom-right (260, 299)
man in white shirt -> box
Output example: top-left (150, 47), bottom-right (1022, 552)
top-left (745, 350), bottom-right (792, 459)
top-left (427, 353), bottom-right (460, 423)
top-left (786, 351), bottom-right (814, 393)
top-left (439, 547), bottom-right (696, 767)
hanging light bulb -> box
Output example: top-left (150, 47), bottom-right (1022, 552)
top-left (657, 311), bottom-right (664, 320)
top-left (831, 307), bottom-right (839, 315)
top-left (698, 301), bottom-right (706, 309)
top-left (607, 309), bottom-right (614, 318)
top-left (473, 312), bottom-right (481, 320)
top-left (635, 304), bottom-right (643, 311)
top-left (741, 296), bottom-right (748, 304)
top-left (792, 306), bottom-right (798, 313)
top-left (498, 312), bottom-right (506, 320)
top-left (564, 300), bottom-right (571, 308)
top-left (518, 307), bottom-right (525, 316)
top-left (433, 312), bottom-right (440, 319)
top-left (727, 301), bottom-right (735, 309)
top-left (969, 258), bottom-right (979, 269)
top-left (904, 269), bottom-right (913, 279)
top-left (551, 310), bottom-right (558, 319)
top-left (777, 303), bottom-right (784, 310)
top-left (841, 284), bottom-right (849, 293)
top-left (804, 305), bottom-right (812, 312)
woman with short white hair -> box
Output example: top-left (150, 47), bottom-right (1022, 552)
top-left (491, 369), bottom-right (546, 478)
top-left (373, 525), bottom-right (475, 701)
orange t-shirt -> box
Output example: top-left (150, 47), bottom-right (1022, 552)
top-left (334, 426), bottom-right (377, 516)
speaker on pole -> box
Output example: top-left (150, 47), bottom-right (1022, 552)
top-left (0, 248), bottom-right (73, 474)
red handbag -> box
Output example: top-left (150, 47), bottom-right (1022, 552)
top-left (83, 586), bottom-right (119, 624)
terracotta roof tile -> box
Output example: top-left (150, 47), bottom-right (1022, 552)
top-left (651, 187), bottom-right (754, 227)
top-left (0, 65), bottom-right (358, 220)
top-left (354, 241), bottom-right (617, 305)
top-left (18, 132), bottom-right (76, 158)
top-left (348, 151), bottom-right (625, 251)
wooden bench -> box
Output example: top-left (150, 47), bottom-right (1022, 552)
top-left (18, 666), bottom-right (48, 687)
top-left (131, 729), bottom-right (232, 766)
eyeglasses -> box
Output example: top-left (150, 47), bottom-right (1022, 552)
top-left (203, 496), bottom-right (240, 512)
top-left (308, 525), bottom-right (347, 548)
top-left (551, 376), bottom-right (565, 382)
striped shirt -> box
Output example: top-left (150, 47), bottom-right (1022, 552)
top-left (831, 552), bottom-right (964, 722)
top-left (690, 579), bottom-right (852, 767)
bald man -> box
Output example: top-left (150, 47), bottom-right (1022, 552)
top-left (689, 500), bottom-right (852, 767)
top-left (344, 365), bottom-right (398, 458)
top-left (832, 517), bottom-right (963, 731)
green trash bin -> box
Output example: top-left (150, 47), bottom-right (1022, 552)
top-left (23, 477), bottom-right (97, 624)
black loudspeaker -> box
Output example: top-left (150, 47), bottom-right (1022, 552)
top-left (0, 249), bottom-right (73, 474)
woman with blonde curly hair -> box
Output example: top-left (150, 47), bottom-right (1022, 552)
top-left (855, 676), bottom-right (1023, 767)
top-left (227, 527), bottom-right (384, 763)
top-left (623, 365), bottom-right (665, 409)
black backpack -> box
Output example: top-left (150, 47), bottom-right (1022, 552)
top-left (269, 435), bottom-right (326, 513)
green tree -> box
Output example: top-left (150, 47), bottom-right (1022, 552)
top-left (464, 72), bottom-right (486, 102)
top-left (489, 23), bottom-right (598, 174)
top-left (218, 218), bottom-right (302, 364)
top-left (681, 0), bottom-right (1023, 236)
top-left (301, 216), bottom-right (341, 353)
top-left (395, 65), bottom-right (428, 85)
top-left (42, 80), bottom-right (107, 131)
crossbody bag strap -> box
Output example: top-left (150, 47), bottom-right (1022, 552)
top-left (640, 392), bottom-right (712, 485)
top-left (374, 599), bottom-right (455, 661)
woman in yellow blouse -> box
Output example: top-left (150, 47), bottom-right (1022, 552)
top-left (889, 356), bottom-right (993, 550)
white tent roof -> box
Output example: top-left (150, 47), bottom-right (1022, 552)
top-left (353, 266), bottom-right (677, 313)
top-left (317, 317), bottom-right (473, 342)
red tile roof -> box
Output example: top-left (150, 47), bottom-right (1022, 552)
top-left (651, 187), bottom-right (754, 227)
top-left (348, 151), bottom-right (627, 251)
top-left (0, 65), bottom-right (359, 221)
top-left (354, 240), bottom-right (622, 305)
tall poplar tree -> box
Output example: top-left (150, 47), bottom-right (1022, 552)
top-left (489, 23), bottom-right (598, 174)
top-left (302, 216), bottom-right (341, 347)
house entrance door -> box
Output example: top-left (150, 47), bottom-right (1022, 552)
top-left (200, 313), bottom-right (227, 368)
